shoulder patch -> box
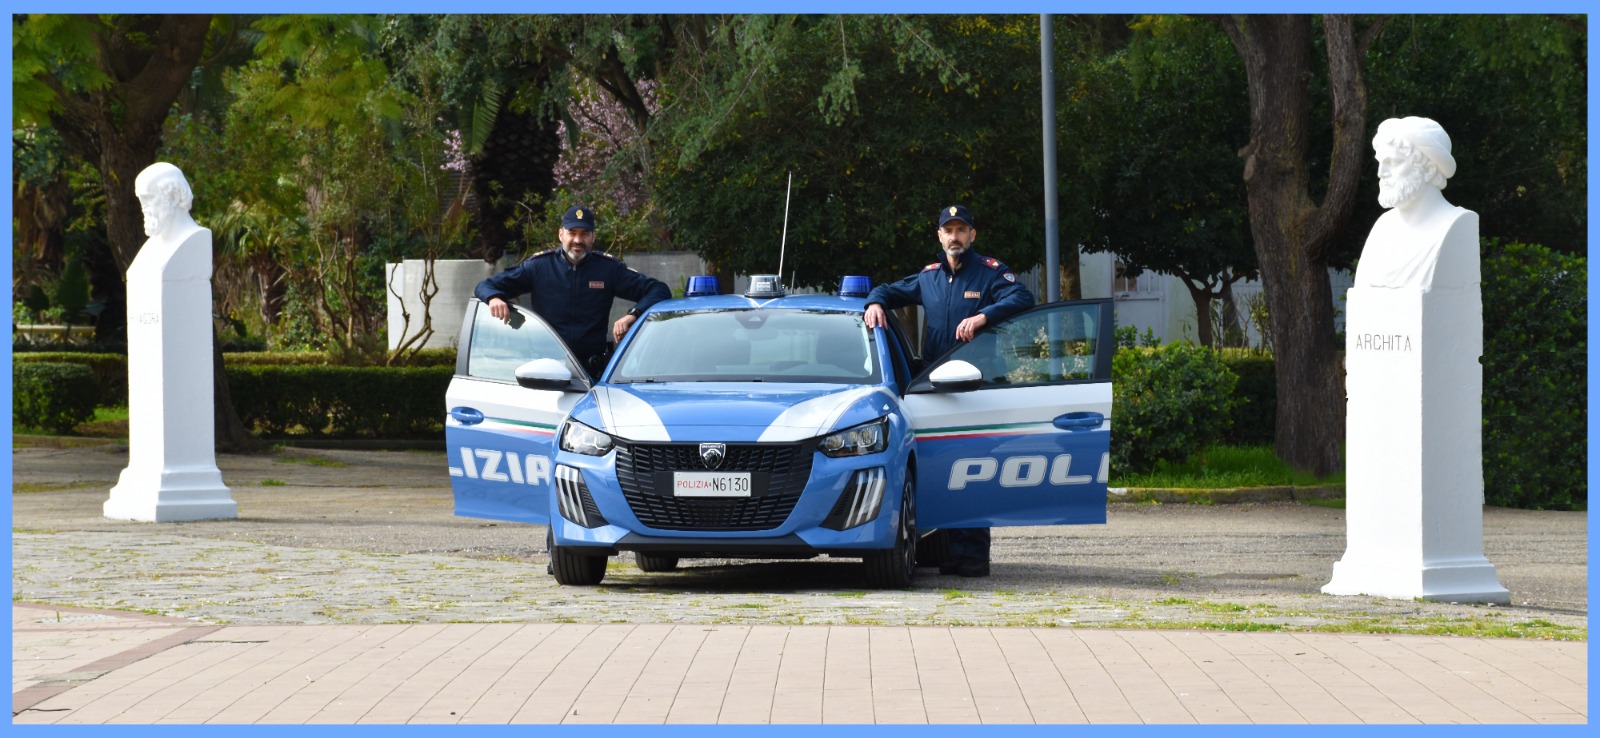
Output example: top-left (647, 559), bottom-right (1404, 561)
top-left (528, 248), bottom-right (558, 260)
top-left (922, 263), bottom-right (941, 272)
top-left (983, 257), bottom-right (1005, 270)
top-left (594, 251), bottom-right (619, 261)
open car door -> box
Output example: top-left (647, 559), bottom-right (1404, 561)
top-left (905, 299), bottom-right (1114, 528)
top-left (447, 299), bottom-right (590, 524)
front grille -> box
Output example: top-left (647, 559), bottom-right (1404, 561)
top-left (615, 441), bottom-right (814, 531)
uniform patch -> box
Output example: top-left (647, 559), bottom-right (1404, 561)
top-left (922, 263), bottom-right (941, 272)
top-left (1003, 272), bottom-right (1016, 283)
top-left (963, 290), bottom-right (982, 299)
top-left (589, 281), bottom-right (606, 289)
top-left (985, 258), bottom-right (1000, 268)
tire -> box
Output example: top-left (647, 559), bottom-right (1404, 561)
top-left (634, 552), bottom-right (681, 572)
top-left (863, 477), bottom-right (916, 589)
top-left (915, 528), bottom-right (950, 568)
top-left (548, 528), bottom-right (607, 586)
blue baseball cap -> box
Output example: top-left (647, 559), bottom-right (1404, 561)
top-left (562, 205), bottom-right (597, 231)
top-left (938, 204), bottom-right (974, 228)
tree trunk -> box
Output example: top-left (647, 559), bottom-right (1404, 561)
top-left (1218, 14), bottom-right (1371, 477)
top-left (1183, 283), bottom-right (1216, 348)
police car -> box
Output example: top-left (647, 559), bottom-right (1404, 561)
top-left (446, 275), bottom-right (1113, 587)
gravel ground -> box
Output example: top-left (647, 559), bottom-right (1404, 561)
top-left (10, 440), bottom-right (1587, 637)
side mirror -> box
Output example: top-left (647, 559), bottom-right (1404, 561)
top-left (515, 358), bottom-right (578, 391)
top-left (928, 360), bottom-right (983, 393)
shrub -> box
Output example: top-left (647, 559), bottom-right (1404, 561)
top-left (227, 365), bottom-right (454, 439)
top-left (12, 352), bottom-right (129, 406)
top-left (224, 348), bottom-right (457, 367)
top-left (1481, 242), bottom-right (1585, 509)
top-left (1216, 350), bottom-right (1275, 445)
top-left (13, 362), bottom-right (100, 433)
top-left (1111, 343), bottom-right (1239, 473)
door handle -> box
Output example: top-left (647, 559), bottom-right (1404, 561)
top-left (449, 407), bottom-right (485, 426)
top-left (1053, 411), bottom-right (1104, 431)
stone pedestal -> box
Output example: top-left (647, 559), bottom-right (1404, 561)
top-left (1324, 208), bottom-right (1507, 604)
top-left (105, 224), bottom-right (236, 522)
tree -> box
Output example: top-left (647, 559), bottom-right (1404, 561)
top-left (652, 16), bottom-right (1052, 289)
top-left (1066, 17), bottom-right (1257, 347)
top-left (15, 14), bottom-right (262, 451)
top-left (1212, 15), bottom-right (1388, 476)
top-left (14, 15), bottom-right (236, 333)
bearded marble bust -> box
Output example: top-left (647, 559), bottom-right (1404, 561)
top-left (1353, 117), bottom-right (1478, 290)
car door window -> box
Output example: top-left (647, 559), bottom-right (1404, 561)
top-left (928, 301), bottom-right (1110, 388)
top-left (465, 302), bottom-right (585, 383)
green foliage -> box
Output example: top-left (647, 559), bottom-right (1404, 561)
top-left (12, 352), bottom-right (129, 406)
top-left (227, 365), bottom-right (453, 439)
top-left (224, 348), bottom-right (457, 367)
top-left (1066, 17), bottom-right (1256, 300)
top-left (1114, 325), bottom-right (1160, 349)
top-left (1216, 350), bottom-right (1275, 445)
top-left (51, 259), bottom-right (91, 323)
top-left (13, 362), bottom-right (100, 434)
top-left (1111, 343), bottom-right (1239, 473)
top-left (1480, 242), bottom-right (1585, 509)
top-left (1110, 444), bottom-right (1341, 489)
top-left (654, 16), bottom-right (1037, 288)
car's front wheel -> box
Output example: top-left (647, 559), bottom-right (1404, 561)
top-left (862, 476), bottom-right (916, 589)
top-left (634, 552), bottom-right (680, 572)
top-left (548, 528), bottom-right (607, 585)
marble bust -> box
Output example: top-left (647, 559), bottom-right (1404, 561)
top-left (105, 162), bottom-right (236, 522)
top-left (1353, 116), bottom-right (1478, 290)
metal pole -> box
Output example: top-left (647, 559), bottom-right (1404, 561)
top-left (1040, 14), bottom-right (1061, 303)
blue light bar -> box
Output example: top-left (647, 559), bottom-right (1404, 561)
top-left (686, 275), bottom-right (720, 297)
top-left (839, 275), bottom-right (871, 297)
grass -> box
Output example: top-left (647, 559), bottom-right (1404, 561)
top-left (1111, 444), bottom-right (1345, 489)
top-left (273, 454), bottom-right (347, 468)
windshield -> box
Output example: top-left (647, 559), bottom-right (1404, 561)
top-left (610, 308), bottom-right (880, 384)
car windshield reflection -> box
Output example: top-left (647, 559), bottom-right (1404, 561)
top-left (610, 308), bottom-right (880, 384)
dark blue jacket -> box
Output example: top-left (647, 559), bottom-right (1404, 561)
top-left (866, 249), bottom-right (1034, 361)
top-left (474, 249), bottom-right (671, 366)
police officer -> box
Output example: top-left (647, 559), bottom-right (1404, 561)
top-left (863, 204), bottom-right (1034, 577)
top-left (474, 205), bottom-right (671, 375)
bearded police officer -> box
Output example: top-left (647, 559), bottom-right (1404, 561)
top-left (863, 204), bottom-right (1034, 577)
top-left (474, 205), bottom-right (671, 375)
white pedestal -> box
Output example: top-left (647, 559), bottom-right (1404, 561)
top-left (1325, 214), bottom-right (1506, 604)
top-left (105, 225), bottom-right (235, 522)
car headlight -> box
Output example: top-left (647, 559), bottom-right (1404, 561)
top-left (560, 420), bottom-right (615, 456)
top-left (818, 417), bottom-right (889, 458)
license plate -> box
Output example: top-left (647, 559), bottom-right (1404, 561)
top-left (672, 472), bottom-right (752, 498)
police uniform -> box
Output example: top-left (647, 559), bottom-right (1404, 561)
top-left (473, 207), bottom-right (670, 373)
top-left (864, 204), bottom-right (1035, 577)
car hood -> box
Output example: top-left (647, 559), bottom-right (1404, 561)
top-left (571, 383), bottom-right (897, 443)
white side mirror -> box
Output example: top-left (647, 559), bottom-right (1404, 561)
top-left (929, 360), bottom-right (983, 392)
top-left (515, 358), bottom-right (575, 391)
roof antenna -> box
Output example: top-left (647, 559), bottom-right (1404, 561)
top-left (777, 171), bottom-right (793, 289)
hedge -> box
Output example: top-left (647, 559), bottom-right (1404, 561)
top-left (1480, 242), bottom-right (1585, 510)
top-left (13, 351), bottom-right (130, 407)
top-left (13, 362), bottom-right (99, 433)
top-left (226, 365), bottom-right (454, 439)
top-left (224, 348), bottom-right (457, 367)
top-left (1217, 351), bottom-right (1276, 445)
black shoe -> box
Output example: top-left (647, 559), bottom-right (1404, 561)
top-left (939, 562), bottom-right (990, 577)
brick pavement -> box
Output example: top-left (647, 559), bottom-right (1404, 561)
top-left (12, 602), bottom-right (1586, 724)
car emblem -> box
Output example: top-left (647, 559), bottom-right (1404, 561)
top-left (699, 443), bottom-right (726, 470)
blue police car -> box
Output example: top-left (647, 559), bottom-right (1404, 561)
top-left (446, 276), bottom-right (1113, 587)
